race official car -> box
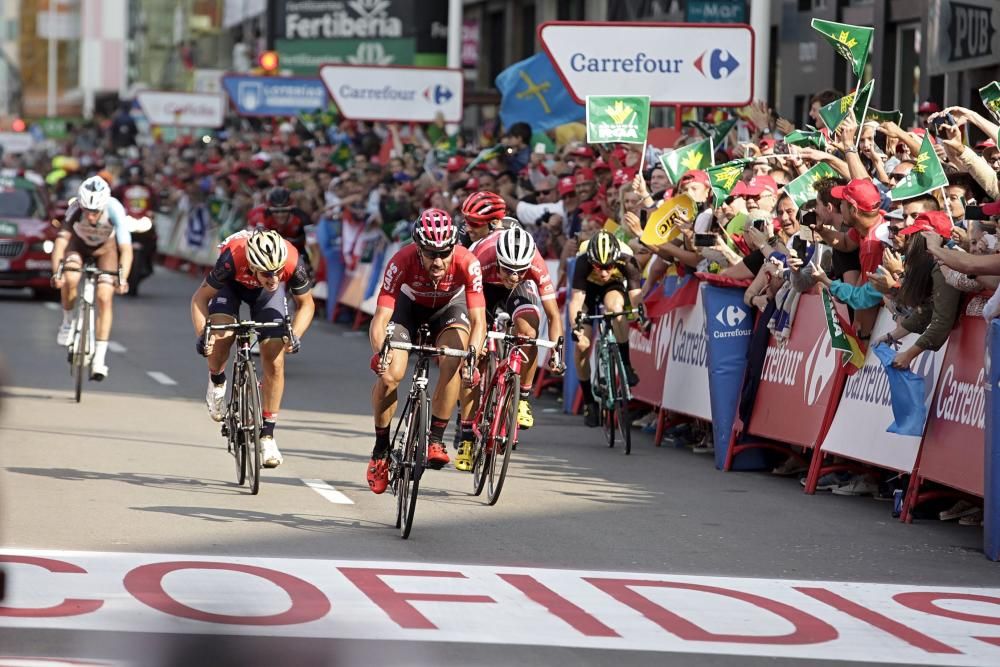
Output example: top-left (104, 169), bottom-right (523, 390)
top-left (0, 175), bottom-right (59, 297)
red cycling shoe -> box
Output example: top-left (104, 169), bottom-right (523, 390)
top-left (426, 442), bottom-right (450, 469)
top-left (367, 457), bottom-right (389, 494)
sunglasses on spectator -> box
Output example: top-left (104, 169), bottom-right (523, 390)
top-left (537, 188), bottom-right (555, 195)
top-left (889, 172), bottom-right (907, 181)
top-left (420, 247), bottom-right (453, 260)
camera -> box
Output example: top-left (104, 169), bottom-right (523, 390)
top-left (694, 233), bottom-right (719, 247)
top-left (928, 113), bottom-right (957, 136)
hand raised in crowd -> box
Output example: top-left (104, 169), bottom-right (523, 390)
top-left (882, 247), bottom-right (904, 276)
top-left (921, 230), bottom-right (945, 250)
top-left (743, 226), bottom-right (768, 251)
top-left (750, 294), bottom-right (770, 311)
top-left (631, 173), bottom-right (650, 200)
top-left (809, 264), bottom-right (833, 287)
top-left (934, 106), bottom-right (972, 127)
top-left (746, 100), bottom-right (772, 135)
top-left (775, 116), bottom-right (795, 136)
top-left (796, 146), bottom-right (830, 164)
top-left (623, 211), bottom-right (643, 238)
top-left (835, 114), bottom-right (859, 148)
top-left (740, 142), bottom-right (762, 158)
top-left (951, 225), bottom-right (970, 250)
top-left (867, 265), bottom-right (899, 294)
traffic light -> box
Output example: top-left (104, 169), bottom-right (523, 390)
top-left (258, 51), bottom-right (279, 74)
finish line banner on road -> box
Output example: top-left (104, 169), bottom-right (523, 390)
top-left (222, 75), bottom-right (328, 117)
top-left (3, 549), bottom-right (1000, 665)
top-left (319, 65), bottom-right (464, 123)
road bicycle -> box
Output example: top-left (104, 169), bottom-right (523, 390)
top-left (202, 319), bottom-right (287, 495)
top-left (56, 259), bottom-right (122, 403)
top-left (470, 314), bottom-right (563, 505)
top-left (376, 323), bottom-right (473, 539)
top-left (576, 305), bottom-right (646, 455)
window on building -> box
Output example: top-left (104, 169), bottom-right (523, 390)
top-left (557, 0), bottom-right (586, 20)
top-left (520, 1), bottom-right (536, 60)
top-left (486, 9), bottom-right (506, 84)
top-left (895, 23), bottom-right (920, 128)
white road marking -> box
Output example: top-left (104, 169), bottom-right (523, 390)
top-left (108, 341), bottom-right (127, 354)
top-left (0, 548), bottom-right (997, 666)
top-left (146, 371), bottom-right (177, 386)
top-left (43, 302), bottom-right (61, 311)
top-left (302, 478), bottom-right (354, 505)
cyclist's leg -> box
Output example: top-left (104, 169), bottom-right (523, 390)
top-left (577, 284), bottom-right (601, 424)
top-left (253, 283), bottom-right (294, 466)
top-left (601, 283), bottom-right (638, 386)
top-left (508, 283), bottom-right (541, 428)
top-left (204, 285), bottom-right (239, 420)
top-left (90, 241), bottom-right (120, 377)
top-left (368, 300), bottom-right (413, 492)
top-left (427, 298), bottom-right (471, 468)
top-left (57, 240), bottom-right (85, 344)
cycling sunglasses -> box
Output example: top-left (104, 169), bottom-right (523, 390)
top-left (499, 264), bottom-right (530, 277)
top-left (593, 262), bottom-right (616, 271)
top-left (255, 268), bottom-right (280, 278)
top-left (420, 247), bottom-right (454, 260)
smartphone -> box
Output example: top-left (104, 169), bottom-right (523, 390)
top-left (694, 233), bottom-right (719, 247)
top-left (929, 113), bottom-right (957, 136)
top-left (801, 210), bottom-right (817, 229)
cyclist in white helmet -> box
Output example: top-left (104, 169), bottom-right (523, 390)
top-left (50, 175), bottom-right (132, 381)
top-left (454, 224), bottom-right (564, 471)
top-left (190, 229), bottom-right (315, 468)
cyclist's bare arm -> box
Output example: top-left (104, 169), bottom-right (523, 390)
top-left (369, 305), bottom-right (393, 355)
top-left (50, 233), bottom-right (71, 275)
top-left (190, 281), bottom-right (220, 336)
top-left (568, 289), bottom-right (586, 329)
top-left (628, 289), bottom-right (643, 311)
top-left (542, 297), bottom-right (563, 343)
top-left (289, 290), bottom-right (315, 339)
top-left (116, 241), bottom-right (133, 287)
top-left (468, 306), bottom-right (487, 354)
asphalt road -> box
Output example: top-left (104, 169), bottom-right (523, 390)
top-left (1, 267), bottom-right (999, 667)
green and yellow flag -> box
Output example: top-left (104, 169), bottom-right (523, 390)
top-left (852, 79), bottom-right (875, 127)
top-left (811, 19), bottom-right (874, 79)
top-left (822, 287), bottom-right (865, 375)
top-left (784, 129), bottom-right (827, 150)
top-left (706, 158), bottom-right (753, 202)
top-left (890, 132), bottom-right (948, 201)
top-left (865, 108), bottom-right (903, 126)
top-left (818, 88), bottom-right (857, 133)
top-left (979, 82), bottom-right (1000, 125)
top-left (783, 163), bottom-right (839, 209)
top-left (660, 138), bottom-right (713, 183)
top-left (585, 95), bottom-right (651, 145)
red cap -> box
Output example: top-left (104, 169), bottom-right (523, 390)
top-left (730, 181), bottom-right (748, 198)
top-left (759, 138), bottom-right (775, 151)
top-left (446, 155), bottom-right (467, 172)
top-left (593, 157), bottom-right (611, 171)
top-left (745, 174), bottom-right (778, 196)
top-left (575, 167), bottom-right (596, 183)
top-left (830, 178), bottom-right (882, 213)
top-left (918, 101), bottom-right (941, 114)
top-left (899, 210), bottom-right (953, 237)
top-left (571, 146), bottom-right (595, 159)
top-left (975, 139), bottom-right (998, 152)
top-left (677, 169), bottom-right (710, 187)
top-left (612, 168), bottom-right (630, 188)
top-left (463, 177), bottom-right (480, 191)
top-left (980, 201), bottom-right (1000, 217)
top-left (557, 176), bottom-right (576, 196)
top-left (579, 200), bottom-right (600, 214)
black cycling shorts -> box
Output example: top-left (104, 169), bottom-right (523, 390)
top-left (583, 280), bottom-right (628, 316)
top-left (483, 282), bottom-right (541, 325)
top-left (208, 282), bottom-right (289, 340)
top-left (388, 293), bottom-right (470, 345)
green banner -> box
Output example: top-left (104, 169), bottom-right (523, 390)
top-left (811, 19), bottom-right (874, 80)
top-left (890, 132), bottom-right (948, 201)
top-left (706, 158), bottom-right (753, 202)
top-left (865, 108), bottom-right (903, 126)
top-left (783, 163), bottom-right (838, 208)
top-left (660, 138), bottom-right (713, 183)
top-left (979, 81), bottom-right (1000, 125)
top-left (585, 95), bottom-right (651, 145)
top-left (818, 88), bottom-right (857, 133)
top-left (276, 38), bottom-right (417, 75)
top-left (784, 129), bottom-right (827, 150)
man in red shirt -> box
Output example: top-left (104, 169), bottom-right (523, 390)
top-left (366, 209), bottom-right (487, 494)
top-left (191, 229), bottom-right (315, 468)
top-left (815, 178), bottom-right (888, 337)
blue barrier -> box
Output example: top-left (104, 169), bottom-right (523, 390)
top-left (563, 258), bottom-right (579, 413)
top-left (985, 319), bottom-right (1000, 561)
top-left (701, 283), bottom-right (768, 471)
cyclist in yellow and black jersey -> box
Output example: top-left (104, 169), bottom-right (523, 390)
top-left (567, 231), bottom-right (643, 427)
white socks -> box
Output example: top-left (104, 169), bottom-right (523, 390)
top-left (93, 340), bottom-right (109, 367)
top-left (62, 309), bottom-right (72, 326)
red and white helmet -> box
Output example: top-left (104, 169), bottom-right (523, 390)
top-left (413, 208), bottom-right (457, 250)
top-left (461, 191), bottom-right (506, 228)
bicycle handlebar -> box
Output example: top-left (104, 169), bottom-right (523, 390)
top-left (487, 331), bottom-right (561, 350)
top-left (57, 262), bottom-right (122, 283)
top-left (575, 304), bottom-right (646, 326)
top-left (388, 340), bottom-right (469, 358)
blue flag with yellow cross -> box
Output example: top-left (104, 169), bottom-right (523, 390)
top-left (495, 53), bottom-right (585, 132)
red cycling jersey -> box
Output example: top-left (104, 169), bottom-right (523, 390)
top-left (471, 230), bottom-right (556, 302)
top-left (207, 231), bottom-right (311, 295)
top-left (246, 205), bottom-right (309, 254)
top-left (113, 183), bottom-right (155, 218)
top-left (377, 244), bottom-right (485, 310)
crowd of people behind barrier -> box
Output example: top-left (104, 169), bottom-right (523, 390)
top-left (6, 85), bottom-right (1000, 530)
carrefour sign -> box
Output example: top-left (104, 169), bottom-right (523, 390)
top-left (538, 21), bottom-right (754, 106)
top-left (320, 64), bottom-right (463, 123)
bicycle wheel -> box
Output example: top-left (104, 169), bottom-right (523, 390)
top-left (73, 303), bottom-right (89, 403)
top-left (471, 375), bottom-right (500, 497)
top-left (487, 375), bottom-right (519, 505)
top-left (399, 390), bottom-right (426, 539)
top-left (230, 362), bottom-right (246, 486)
top-left (608, 344), bottom-right (632, 455)
top-left (242, 358), bottom-right (263, 495)
top-left (392, 395), bottom-right (416, 529)
top-left (596, 346), bottom-right (615, 448)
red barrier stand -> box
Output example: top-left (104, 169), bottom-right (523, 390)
top-left (725, 291), bottom-right (849, 486)
top-left (902, 314), bottom-right (986, 522)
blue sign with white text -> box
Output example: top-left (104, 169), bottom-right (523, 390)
top-left (222, 76), bottom-right (328, 117)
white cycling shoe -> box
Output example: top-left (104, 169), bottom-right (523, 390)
top-left (57, 323), bottom-right (73, 346)
top-left (90, 362), bottom-right (109, 382)
top-left (206, 381), bottom-right (226, 422)
top-left (261, 436), bottom-right (283, 468)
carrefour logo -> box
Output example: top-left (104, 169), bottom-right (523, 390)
top-left (424, 85), bottom-right (454, 105)
top-left (693, 49), bottom-right (740, 79)
top-left (802, 330), bottom-right (837, 406)
top-left (716, 305), bottom-right (746, 328)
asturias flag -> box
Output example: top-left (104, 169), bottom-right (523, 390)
top-left (811, 19), bottom-right (874, 79)
top-left (889, 132), bottom-right (948, 201)
top-left (496, 54), bottom-right (584, 132)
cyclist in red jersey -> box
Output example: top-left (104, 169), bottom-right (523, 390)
top-left (458, 190), bottom-right (507, 247)
top-left (448, 225), bottom-right (565, 470)
top-left (191, 229), bottom-right (315, 468)
top-left (246, 187), bottom-right (310, 261)
top-left (366, 208), bottom-right (487, 494)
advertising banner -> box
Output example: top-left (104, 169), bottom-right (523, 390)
top-left (819, 308), bottom-right (948, 473)
top-left (136, 91), bottom-right (226, 128)
top-left (320, 65), bottom-right (463, 123)
top-left (701, 284), bottom-right (763, 470)
top-left (661, 287), bottom-right (712, 421)
top-left (538, 21), bottom-right (754, 106)
top-left (748, 293), bottom-right (847, 449)
top-left (222, 75), bottom-right (328, 116)
top-left (986, 319), bottom-right (1000, 561)
top-left (916, 315), bottom-right (987, 496)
